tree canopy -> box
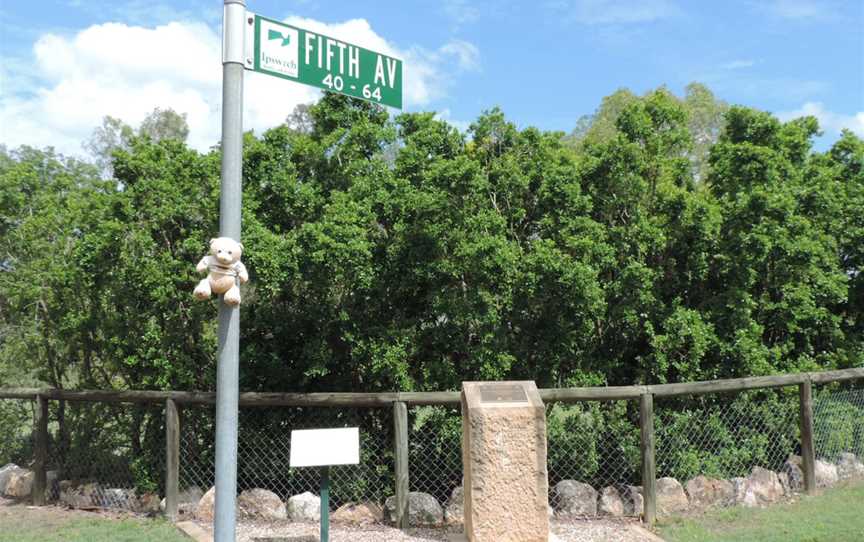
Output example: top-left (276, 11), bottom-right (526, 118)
top-left (1, 87), bottom-right (862, 395)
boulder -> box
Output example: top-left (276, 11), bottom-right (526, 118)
top-left (61, 490), bottom-right (92, 509)
top-left (383, 491), bottom-right (443, 526)
top-left (332, 502), bottom-right (383, 525)
top-left (685, 476), bottom-right (734, 508)
top-left (815, 459), bottom-right (839, 488)
top-left (777, 472), bottom-right (791, 496)
top-left (731, 468), bottom-right (783, 508)
top-left (60, 482), bottom-right (101, 509)
top-left (5, 470), bottom-right (34, 498)
top-left (656, 477), bottom-right (689, 516)
top-left (238, 488), bottom-right (287, 520)
top-left (623, 485), bottom-right (643, 516)
top-left (160, 486), bottom-right (204, 516)
top-left (136, 492), bottom-right (161, 514)
top-left (732, 477), bottom-right (756, 508)
top-left (552, 480), bottom-right (597, 517)
top-left (782, 456), bottom-right (804, 492)
top-left (195, 486), bottom-right (217, 522)
top-left (444, 486), bottom-right (464, 525)
top-left (598, 486), bottom-right (624, 517)
top-left (837, 453), bottom-right (864, 480)
top-left (747, 467), bottom-right (784, 504)
top-left (287, 491), bottom-right (321, 522)
top-left (101, 488), bottom-right (136, 509)
top-left (0, 464), bottom-right (22, 495)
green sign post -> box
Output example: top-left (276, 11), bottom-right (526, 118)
top-left (248, 14), bottom-right (403, 109)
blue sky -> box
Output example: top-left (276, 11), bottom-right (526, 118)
top-left (1, 0), bottom-right (862, 156)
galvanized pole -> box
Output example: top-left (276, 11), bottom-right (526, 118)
top-left (215, 1), bottom-right (245, 541)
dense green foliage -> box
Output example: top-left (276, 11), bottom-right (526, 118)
top-left (1, 87), bottom-right (862, 493)
top-left (3, 89), bottom-right (861, 395)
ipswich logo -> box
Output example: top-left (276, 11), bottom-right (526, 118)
top-left (268, 29), bottom-right (291, 47)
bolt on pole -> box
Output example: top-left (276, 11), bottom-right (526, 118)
top-left (215, 1), bottom-right (245, 541)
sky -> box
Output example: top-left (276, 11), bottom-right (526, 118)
top-left (1, 0), bottom-right (862, 158)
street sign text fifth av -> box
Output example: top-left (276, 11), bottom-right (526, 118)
top-left (250, 14), bottom-right (403, 109)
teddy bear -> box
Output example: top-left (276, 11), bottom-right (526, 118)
top-left (193, 237), bottom-right (249, 306)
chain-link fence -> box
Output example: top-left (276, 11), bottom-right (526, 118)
top-left (655, 389), bottom-right (800, 483)
top-left (546, 400), bottom-right (642, 515)
top-left (180, 404), bottom-right (394, 540)
top-left (813, 384), bottom-right (864, 464)
top-left (50, 401), bottom-right (165, 511)
top-left (407, 405), bottom-right (461, 509)
top-left (1, 371), bottom-right (863, 537)
top-left (0, 398), bottom-right (33, 469)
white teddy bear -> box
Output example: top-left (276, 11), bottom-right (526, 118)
top-left (193, 237), bottom-right (249, 306)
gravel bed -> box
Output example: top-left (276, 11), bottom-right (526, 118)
top-left (197, 518), bottom-right (661, 542)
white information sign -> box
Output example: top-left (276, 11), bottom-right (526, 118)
top-left (290, 427), bottom-right (360, 468)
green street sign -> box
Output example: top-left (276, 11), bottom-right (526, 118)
top-left (249, 14), bottom-right (403, 109)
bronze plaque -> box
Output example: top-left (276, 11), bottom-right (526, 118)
top-left (480, 384), bottom-right (528, 404)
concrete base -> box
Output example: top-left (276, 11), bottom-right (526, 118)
top-left (175, 521), bottom-right (212, 542)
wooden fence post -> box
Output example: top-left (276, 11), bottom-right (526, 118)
top-left (393, 400), bottom-right (409, 530)
top-left (32, 394), bottom-right (48, 506)
top-left (640, 392), bottom-right (656, 526)
top-left (799, 378), bottom-right (816, 495)
top-left (165, 398), bottom-right (180, 521)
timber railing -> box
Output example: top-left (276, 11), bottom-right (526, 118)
top-left (1, 366), bottom-right (862, 527)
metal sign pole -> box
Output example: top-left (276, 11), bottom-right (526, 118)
top-left (215, 1), bottom-right (245, 541)
top-left (320, 466), bottom-right (330, 542)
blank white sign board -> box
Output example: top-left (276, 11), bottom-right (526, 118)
top-left (290, 427), bottom-right (360, 467)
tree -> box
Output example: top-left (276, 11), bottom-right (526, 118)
top-left (565, 83), bottom-right (728, 180)
top-left (83, 116), bottom-right (135, 177)
top-left (3, 90), bottom-right (862, 397)
top-left (138, 107), bottom-right (190, 143)
top-left (286, 103), bottom-right (315, 134)
top-left (83, 107), bottom-right (190, 177)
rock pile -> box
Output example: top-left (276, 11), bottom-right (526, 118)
top-left (544, 452), bottom-right (864, 519)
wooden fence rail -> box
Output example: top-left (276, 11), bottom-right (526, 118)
top-left (1, 366), bottom-right (862, 528)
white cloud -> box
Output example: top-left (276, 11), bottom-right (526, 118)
top-left (443, 0), bottom-right (481, 26)
top-left (763, 0), bottom-right (824, 19)
top-left (439, 40), bottom-right (481, 72)
top-left (777, 102), bottom-right (864, 137)
top-left (0, 17), bottom-right (480, 157)
top-left (721, 59), bottom-right (756, 70)
top-left (547, 0), bottom-right (681, 24)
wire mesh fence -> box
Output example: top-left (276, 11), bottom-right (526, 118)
top-left (0, 398), bottom-right (33, 469)
top-left (813, 383), bottom-right (864, 465)
top-left (407, 405), bottom-right (461, 510)
top-left (546, 400), bottom-right (642, 516)
top-left (655, 389), bottom-right (800, 484)
top-left (1, 371), bottom-right (863, 535)
top-left (50, 401), bottom-right (165, 511)
top-left (180, 404), bottom-right (394, 538)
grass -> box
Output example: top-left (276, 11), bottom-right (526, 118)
top-left (0, 509), bottom-right (189, 542)
top-left (658, 481), bottom-right (864, 542)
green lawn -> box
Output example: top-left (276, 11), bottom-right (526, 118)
top-left (0, 509), bottom-right (189, 542)
top-left (658, 481), bottom-right (864, 542)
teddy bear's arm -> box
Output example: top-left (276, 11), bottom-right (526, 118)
top-left (196, 256), bottom-right (211, 274)
top-left (235, 261), bottom-right (249, 283)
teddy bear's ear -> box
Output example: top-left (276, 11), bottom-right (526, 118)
top-left (209, 238), bottom-right (217, 246)
top-left (238, 243), bottom-right (244, 251)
